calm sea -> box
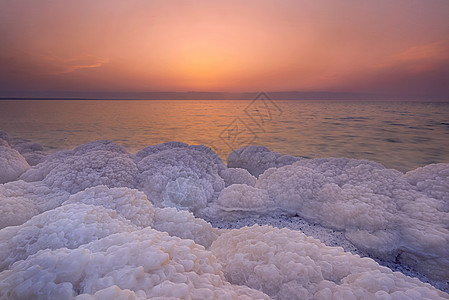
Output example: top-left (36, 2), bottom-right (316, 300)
top-left (1, 99), bottom-right (448, 172)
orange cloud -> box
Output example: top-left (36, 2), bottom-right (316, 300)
top-left (374, 40), bottom-right (449, 74)
top-left (31, 53), bottom-right (110, 75)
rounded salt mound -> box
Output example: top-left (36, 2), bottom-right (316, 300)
top-left (19, 140), bottom-right (138, 194)
top-left (0, 227), bottom-right (269, 300)
top-left (0, 203), bottom-right (137, 272)
top-left (0, 193), bottom-right (38, 230)
top-left (403, 163), bottom-right (449, 203)
top-left (152, 207), bottom-right (221, 248)
top-left (206, 184), bottom-right (274, 220)
top-left (0, 145), bottom-right (30, 184)
top-left (0, 180), bottom-right (71, 229)
top-left (211, 225), bottom-right (449, 300)
top-left (219, 168), bottom-right (257, 187)
top-left (254, 158), bottom-right (449, 282)
top-left (227, 145), bottom-right (300, 177)
top-left (136, 145), bottom-right (226, 213)
top-left (63, 185), bottom-right (156, 228)
top-left (64, 185), bottom-right (220, 248)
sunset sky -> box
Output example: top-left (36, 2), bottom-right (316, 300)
top-left (0, 0), bottom-right (448, 99)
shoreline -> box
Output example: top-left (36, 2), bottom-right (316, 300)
top-left (1, 132), bottom-right (448, 297)
top-left (206, 213), bottom-right (449, 294)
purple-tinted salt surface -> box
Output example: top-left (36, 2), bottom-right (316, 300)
top-left (0, 132), bottom-right (448, 298)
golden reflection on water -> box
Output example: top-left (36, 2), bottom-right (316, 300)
top-left (0, 99), bottom-right (448, 172)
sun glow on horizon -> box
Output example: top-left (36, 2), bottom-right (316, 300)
top-left (1, 0), bottom-right (448, 98)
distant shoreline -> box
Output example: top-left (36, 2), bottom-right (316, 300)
top-left (1, 90), bottom-right (448, 102)
top-left (1, 97), bottom-right (448, 102)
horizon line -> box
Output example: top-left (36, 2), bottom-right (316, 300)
top-left (1, 90), bottom-right (448, 101)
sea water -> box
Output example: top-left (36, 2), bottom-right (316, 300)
top-left (0, 99), bottom-right (448, 172)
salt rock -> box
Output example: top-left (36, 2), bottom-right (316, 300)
top-left (0, 203), bottom-right (137, 272)
top-left (0, 193), bottom-right (38, 229)
top-left (216, 184), bottom-right (271, 213)
top-left (219, 167), bottom-right (257, 187)
top-left (0, 180), bottom-right (71, 229)
top-left (0, 227), bottom-right (269, 299)
top-left (10, 138), bottom-right (44, 153)
top-left (0, 145), bottom-right (30, 184)
top-left (64, 185), bottom-right (155, 228)
top-left (292, 157), bottom-right (387, 183)
top-left (19, 140), bottom-right (138, 194)
top-left (1, 180), bottom-right (70, 213)
top-left (72, 140), bottom-right (129, 155)
top-left (0, 130), bottom-right (10, 145)
top-left (133, 141), bottom-right (188, 161)
top-left (254, 158), bottom-right (449, 281)
top-left (74, 285), bottom-right (147, 299)
top-left (64, 185), bottom-right (220, 248)
top-left (161, 176), bottom-right (208, 211)
top-left (404, 163), bottom-right (449, 203)
top-left (137, 145), bottom-right (226, 213)
top-left (152, 207), bottom-right (221, 248)
top-left (10, 137), bottom-right (48, 166)
top-left (227, 145), bottom-right (300, 177)
top-left (202, 184), bottom-right (275, 221)
top-left (211, 225), bottom-right (449, 300)
top-left (0, 139), bottom-right (9, 147)
top-left (19, 149), bottom-right (73, 182)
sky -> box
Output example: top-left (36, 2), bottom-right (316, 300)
top-left (0, 0), bottom-right (448, 99)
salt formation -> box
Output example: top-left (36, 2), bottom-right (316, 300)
top-left (0, 144), bottom-right (30, 184)
top-left (0, 139), bottom-right (9, 147)
top-left (205, 184), bottom-right (274, 220)
top-left (226, 154), bottom-right (449, 282)
top-left (0, 133), bottom-right (448, 297)
top-left (211, 225), bottom-right (448, 299)
top-left (0, 180), bottom-right (70, 229)
top-left (1, 180), bottom-right (70, 212)
top-left (404, 163), bottom-right (449, 203)
top-left (216, 184), bottom-right (270, 212)
top-left (227, 145), bottom-right (300, 177)
top-left (0, 130), bottom-right (10, 146)
top-left (219, 167), bottom-right (257, 187)
top-left (0, 227), bottom-right (269, 299)
top-left (10, 137), bottom-right (48, 166)
top-left (152, 207), bottom-right (221, 248)
top-left (0, 204), bottom-right (137, 272)
top-left (2, 139), bottom-right (229, 227)
top-left (136, 143), bottom-right (226, 213)
top-left (64, 185), bottom-right (220, 248)
top-left (63, 186), bottom-right (156, 228)
top-left (19, 140), bottom-right (138, 193)
top-left (0, 193), bottom-right (38, 229)
top-left (133, 141), bottom-right (189, 161)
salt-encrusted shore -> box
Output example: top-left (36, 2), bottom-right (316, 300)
top-left (207, 213), bottom-right (449, 294)
top-left (0, 130), bottom-right (448, 298)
